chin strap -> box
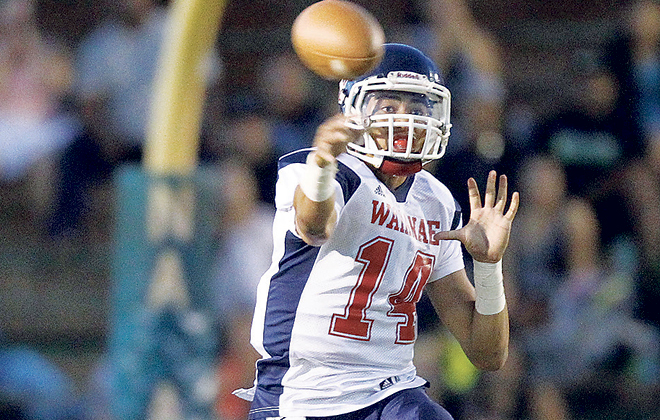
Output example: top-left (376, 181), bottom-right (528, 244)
top-left (379, 159), bottom-right (423, 176)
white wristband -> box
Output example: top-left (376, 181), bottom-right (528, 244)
top-left (473, 260), bottom-right (505, 315)
top-left (299, 153), bottom-right (338, 202)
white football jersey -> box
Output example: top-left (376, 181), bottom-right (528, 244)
top-left (242, 149), bottom-right (464, 418)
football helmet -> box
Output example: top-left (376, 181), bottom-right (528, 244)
top-left (339, 43), bottom-right (451, 176)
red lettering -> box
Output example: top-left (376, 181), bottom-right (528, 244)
top-left (418, 220), bottom-right (429, 244)
top-left (369, 200), bottom-right (442, 246)
top-left (386, 213), bottom-right (400, 231)
top-left (428, 221), bottom-right (440, 245)
top-left (371, 200), bottom-right (391, 226)
top-left (406, 216), bottom-right (418, 241)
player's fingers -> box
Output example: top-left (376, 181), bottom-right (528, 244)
top-left (312, 149), bottom-right (336, 167)
top-left (329, 120), bottom-right (362, 146)
top-left (324, 135), bottom-right (349, 157)
top-left (494, 174), bottom-right (508, 212)
top-left (467, 177), bottom-right (482, 211)
top-left (433, 228), bottom-right (462, 242)
top-left (505, 191), bottom-right (520, 221)
top-left (315, 114), bottom-right (352, 139)
top-left (484, 170), bottom-right (497, 208)
top-left (314, 119), bottom-right (358, 158)
top-left (343, 115), bottom-right (365, 135)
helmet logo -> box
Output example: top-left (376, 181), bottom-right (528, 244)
top-left (389, 71), bottom-right (426, 81)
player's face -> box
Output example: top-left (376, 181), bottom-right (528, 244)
top-left (362, 91), bottom-right (438, 154)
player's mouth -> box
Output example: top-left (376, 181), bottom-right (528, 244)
top-left (392, 134), bottom-right (409, 153)
top-left (393, 130), bottom-right (426, 154)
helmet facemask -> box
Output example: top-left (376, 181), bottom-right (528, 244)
top-left (342, 70), bottom-right (451, 174)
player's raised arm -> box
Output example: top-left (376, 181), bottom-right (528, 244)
top-left (294, 114), bottom-right (362, 246)
top-left (427, 171), bottom-right (519, 370)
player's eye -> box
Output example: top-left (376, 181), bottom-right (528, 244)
top-left (408, 106), bottom-right (426, 116)
top-left (371, 98), bottom-right (400, 115)
top-left (406, 98), bottom-right (432, 116)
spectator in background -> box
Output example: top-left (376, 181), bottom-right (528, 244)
top-left (508, 155), bottom-right (603, 344)
top-left (0, 0), bottom-right (78, 221)
top-left (48, 0), bottom-right (221, 238)
top-left (47, 0), bottom-right (167, 237)
top-left (533, 49), bottom-right (643, 197)
top-left (258, 51), bottom-right (331, 158)
top-left (509, 155), bottom-right (660, 420)
top-left (212, 159), bottom-right (274, 316)
top-left (604, 0), bottom-right (660, 146)
top-left (74, 0), bottom-right (168, 156)
top-left (211, 159), bottom-right (273, 420)
top-left (205, 112), bottom-right (279, 205)
top-left (602, 0), bottom-right (660, 326)
top-left (202, 113), bottom-right (281, 418)
top-left (530, 49), bottom-right (644, 273)
top-left (424, 0), bottom-right (505, 158)
top-left (206, 52), bottom-right (331, 204)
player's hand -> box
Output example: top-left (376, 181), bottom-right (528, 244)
top-left (434, 171), bottom-right (520, 263)
top-left (311, 114), bottom-right (363, 167)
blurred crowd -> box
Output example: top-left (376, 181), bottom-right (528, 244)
top-left (2, 0), bottom-right (660, 419)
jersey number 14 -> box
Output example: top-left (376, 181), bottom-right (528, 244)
top-left (329, 236), bottom-right (435, 344)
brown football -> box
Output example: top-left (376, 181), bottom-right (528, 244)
top-left (291, 0), bottom-right (385, 80)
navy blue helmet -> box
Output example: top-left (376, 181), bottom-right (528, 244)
top-left (339, 44), bottom-right (451, 175)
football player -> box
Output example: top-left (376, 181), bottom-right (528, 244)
top-left (235, 43), bottom-right (519, 420)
